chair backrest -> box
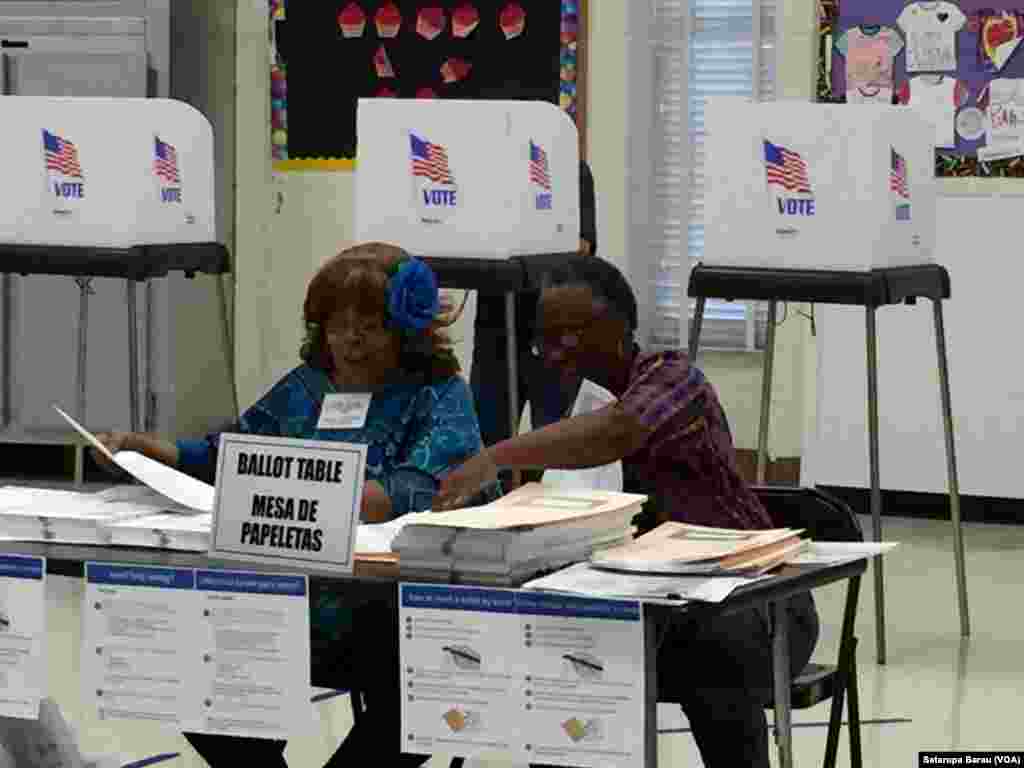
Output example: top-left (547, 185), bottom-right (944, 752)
top-left (752, 486), bottom-right (863, 543)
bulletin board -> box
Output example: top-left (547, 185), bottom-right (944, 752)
top-left (269, 0), bottom-right (587, 170)
top-left (819, 0), bottom-right (1024, 177)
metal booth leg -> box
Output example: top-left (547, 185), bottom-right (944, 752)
top-left (865, 307), bottom-right (886, 664)
top-left (126, 279), bottom-right (140, 433)
top-left (688, 297), bottom-right (706, 364)
top-left (73, 277), bottom-right (94, 489)
top-left (756, 301), bottom-right (778, 484)
top-left (504, 291), bottom-right (521, 487)
top-left (933, 299), bottom-right (970, 637)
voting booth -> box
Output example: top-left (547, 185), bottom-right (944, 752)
top-left (0, 97), bottom-right (215, 248)
top-left (0, 96), bottom-right (228, 443)
top-left (354, 98), bottom-right (581, 443)
top-left (703, 98), bottom-right (936, 271)
top-left (355, 98), bottom-right (579, 257)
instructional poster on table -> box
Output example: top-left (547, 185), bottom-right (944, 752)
top-left (0, 555), bottom-right (46, 720)
top-left (81, 563), bottom-right (311, 738)
top-left (822, 0), bottom-right (1024, 176)
top-left (399, 584), bottom-right (645, 768)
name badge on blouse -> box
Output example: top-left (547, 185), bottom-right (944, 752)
top-left (318, 393), bottom-right (372, 430)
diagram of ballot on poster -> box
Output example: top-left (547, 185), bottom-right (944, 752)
top-left (355, 98), bottom-right (579, 257)
top-left (702, 98), bottom-right (936, 271)
top-left (0, 96), bottom-right (215, 247)
top-left (211, 433), bottom-right (366, 573)
top-left (188, 570), bottom-right (311, 739)
top-left (400, 584), bottom-right (528, 760)
top-left (515, 592), bottom-right (644, 768)
top-left (0, 555), bottom-right (46, 720)
top-left (81, 564), bottom-right (198, 727)
top-left (399, 585), bottom-right (645, 767)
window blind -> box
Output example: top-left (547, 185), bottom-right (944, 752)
top-left (649, 0), bottom-right (776, 351)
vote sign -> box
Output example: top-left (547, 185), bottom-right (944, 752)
top-left (210, 434), bottom-right (367, 573)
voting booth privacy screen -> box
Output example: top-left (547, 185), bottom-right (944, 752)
top-left (703, 98), bottom-right (936, 271)
top-left (355, 98), bottom-right (579, 257)
top-left (0, 97), bottom-right (215, 247)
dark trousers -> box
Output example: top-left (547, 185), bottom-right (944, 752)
top-left (470, 324), bottom-right (579, 446)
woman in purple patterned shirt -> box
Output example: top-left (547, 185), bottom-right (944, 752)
top-left (436, 256), bottom-right (820, 768)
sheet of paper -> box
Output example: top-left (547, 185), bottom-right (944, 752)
top-left (0, 555), bottom-right (46, 719)
top-left (418, 484), bottom-right (645, 530)
top-left (82, 563), bottom-right (198, 726)
top-left (186, 570), bottom-right (311, 738)
top-left (787, 541), bottom-right (898, 565)
top-left (400, 584), bottom-right (525, 759)
top-left (53, 405), bottom-right (214, 513)
top-left (355, 512), bottom-right (434, 554)
top-left (399, 585), bottom-right (646, 767)
top-left (545, 380), bottom-right (623, 493)
top-left (523, 562), bottom-right (760, 604)
top-left (516, 592), bottom-right (645, 768)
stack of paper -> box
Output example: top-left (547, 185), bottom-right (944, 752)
top-left (0, 485), bottom-right (211, 550)
top-left (392, 484), bottom-right (647, 585)
top-left (591, 522), bottom-right (807, 577)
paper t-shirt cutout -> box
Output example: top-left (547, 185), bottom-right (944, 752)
top-left (374, 46), bottom-right (395, 78)
top-left (375, 3), bottom-right (402, 38)
top-left (977, 10), bottom-right (1024, 72)
top-left (979, 78), bottom-right (1024, 159)
top-left (317, 393), bottom-right (372, 430)
top-left (500, 3), bottom-right (527, 40)
top-left (452, 4), bottom-right (480, 38)
top-left (417, 7), bottom-right (446, 40)
top-left (898, 1), bottom-right (966, 73)
top-left (836, 25), bottom-right (904, 103)
top-left (338, 3), bottom-right (367, 39)
top-left (898, 75), bottom-right (967, 148)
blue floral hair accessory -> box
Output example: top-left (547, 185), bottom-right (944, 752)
top-left (387, 257), bottom-right (440, 332)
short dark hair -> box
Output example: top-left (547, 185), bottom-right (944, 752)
top-left (544, 257), bottom-right (638, 333)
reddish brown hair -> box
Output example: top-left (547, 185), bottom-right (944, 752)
top-left (300, 242), bottom-right (462, 380)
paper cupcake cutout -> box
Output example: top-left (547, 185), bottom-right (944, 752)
top-left (417, 7), bottom-right (446, 40)
top-left (416, 87), bottom-right (437, 99)
top-left (440, 58), bottom-right (472, 84)
top-left (452, 4), bottom-right (480, 38)
top-left (375, 86), bottom-right (397, 98)
top-left (374, 46), bottom-right (395, 78)
top-left (500, 3), bottom-right (526, 40)
top-left (338, 3), bottom-right (366, 38)
top-left (375, 3), bottom-right (402, 38)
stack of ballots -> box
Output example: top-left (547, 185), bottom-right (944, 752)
top-left (0, 484), bottom-right (211, 550)
top-left (392, 483), bottom-right (647, 585)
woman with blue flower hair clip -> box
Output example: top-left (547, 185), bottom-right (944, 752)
top-left (91, 241), bottom-right (493, 768)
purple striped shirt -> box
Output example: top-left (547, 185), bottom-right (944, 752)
top-left (619, 351), bottom-right (772, 530)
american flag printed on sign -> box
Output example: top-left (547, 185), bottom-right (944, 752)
top-left (410, 133), bottom-right (455, 185)
top-left (529, 140), bottom-right (551, 190)
top-left (763, 140), bottom-right (811, 194)
top-left (890, 148), bottom-right (909, 199)
top-left (42, 130), bottom-right (83, 178)
top-left (153, 137), bottom-right (180, 184)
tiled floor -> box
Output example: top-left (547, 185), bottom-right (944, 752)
top-left (30, 513), bottom-right (1024, 767)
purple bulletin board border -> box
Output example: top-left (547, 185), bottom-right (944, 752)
top-left (818, 0), bottom-right (1024, 177)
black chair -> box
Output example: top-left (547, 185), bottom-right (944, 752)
top-left (750, 485), bottom-right (864, 768)
top-left (449, 486), bottom-right (863, 768)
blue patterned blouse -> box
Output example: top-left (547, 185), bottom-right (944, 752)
top-left (176, 363), bottom-right (487, 519)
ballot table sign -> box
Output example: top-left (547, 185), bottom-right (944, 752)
top-left (211, 433), bottom-right (367, 573)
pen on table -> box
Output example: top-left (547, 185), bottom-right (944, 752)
top-left (562, 654), bottom-right (604, 672)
